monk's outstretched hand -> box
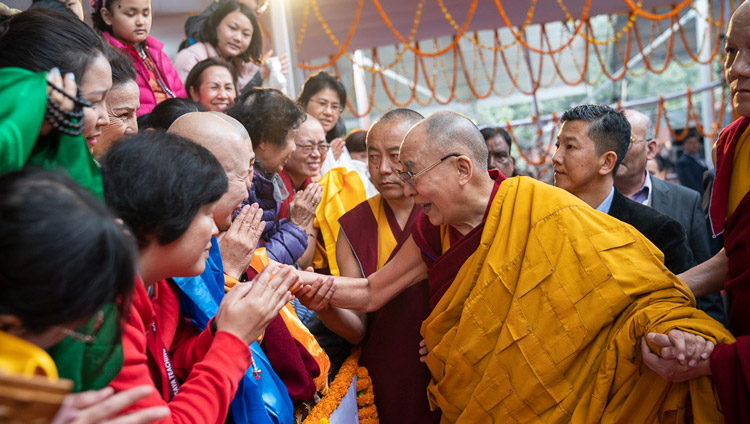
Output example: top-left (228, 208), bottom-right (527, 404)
top-left (296, 274), bottom-right (335, 312)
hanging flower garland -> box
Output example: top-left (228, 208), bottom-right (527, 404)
top-left (302, 347), bottom-right (379, 424)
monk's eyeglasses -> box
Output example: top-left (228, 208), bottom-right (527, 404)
top-left (396, 153), bottom-right (460, 188)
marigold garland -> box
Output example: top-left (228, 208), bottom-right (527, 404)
top-left (298, 1), bottom-right (725, 123)
top-left (302, 347), bottom-right (380, 424)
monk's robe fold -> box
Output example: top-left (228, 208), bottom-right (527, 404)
top-left (421, 176), bottom-right (734, 423)
top-left (707, 116), bottom-right (750, 424)
top-left (311, 167), bottom-right (366, 275)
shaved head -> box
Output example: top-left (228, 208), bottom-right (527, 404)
top-left (168, 112), bottom-right (249, 164)
top-left (402, 111), bottom-right (488, 172)
top-left (168, 112), bottom-right (251, 231)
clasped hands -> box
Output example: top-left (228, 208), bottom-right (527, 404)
top-left (641, 329), bottom-right (714, 382)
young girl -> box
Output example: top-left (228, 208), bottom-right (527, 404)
top-left (92, 0), bottom-right (186, 116)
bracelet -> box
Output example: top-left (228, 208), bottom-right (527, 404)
top-left (44, 81), bottom-right (90, 136)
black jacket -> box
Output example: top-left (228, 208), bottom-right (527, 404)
top-left (608, 189), bottom-right (695, 274)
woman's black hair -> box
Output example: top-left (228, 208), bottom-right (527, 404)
top-left (226, 87), bottom-right (305, 149)
top-left (184, 57), bottom-right (238, 100)
top-left (106, 42), bottom-right (136, 87)
top-left (200, 0), bottom-right (262, 63)
top-left (296, 71), bottom-right (347, 111)
top-left (100, 131), bottom-right (228, 249)
top-left (345, 129), bottom-right (366, 154)
top-left (0, 168), bottom-right (137, 334)
top-left (91, 0), bottom-right (121, 34)
top-left (326, 117), bottom-right (346, 143)
top-left (139, 98), bottom-right (206, 131)
top-left (0, 9), bottom-right (107, 82)
top-left (480, 127), bottom-right (513, 151)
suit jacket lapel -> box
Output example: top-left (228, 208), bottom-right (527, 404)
top-left (650, 175), bottom-right (671, 212)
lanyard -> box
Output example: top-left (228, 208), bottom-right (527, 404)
top-left (145, 320), bottom-right (180, 400)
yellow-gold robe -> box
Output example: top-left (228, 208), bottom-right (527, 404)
top-left (421, 176), bottom-right (734, 423)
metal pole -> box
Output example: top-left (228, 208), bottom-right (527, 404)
top-left (269, 0), bottom-right (299, 98)
top-left (522, 35), bottom-right (542, 133)
top-left (352, 50), bottom-right (371, 129)
top-left (696, 0), bottom-right (715, 168)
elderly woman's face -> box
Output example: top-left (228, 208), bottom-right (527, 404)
top-left (258, 129), bottom-right (297, 175)
top-left (215, 10), bottom-right (253, 59)
top-left (285, 118), bottom-right (327, 182)
top-left (190, 66), bottom-right (236, 112)
top-left (80, 53), bottom-right (112, 153)
top-left (94, 81), bottom-right (140, 159)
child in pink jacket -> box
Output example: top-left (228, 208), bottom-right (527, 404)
top-left (92, 0), bottom-right (186, 115)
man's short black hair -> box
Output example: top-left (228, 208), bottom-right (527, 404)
top-left (100, 131), bottom-right (228, 249)
top-left (560, 104), bottom-right (631, 175)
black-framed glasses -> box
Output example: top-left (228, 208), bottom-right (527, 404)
top-left (396, 153), bottom-right (460, 188)
top-left (295, 143), bottom-right (330, 155)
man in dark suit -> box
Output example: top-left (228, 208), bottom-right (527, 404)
top-left (618, 110), bottom-right (724, 323)
top-left (618, 110), bottom-right (711, 265)
top-left (553, 104), bottom-right (694, 275)
top-left (677, 134), bottom-right (709, 195)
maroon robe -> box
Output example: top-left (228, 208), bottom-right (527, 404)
top-left (708, 118), bottom-right (750, 424)
top-left (411, 170), bottom-right (504, 307)
top-left (278, 169), bottom-right (311, 220)
top-left (338, 197), bottom-right (440, 424)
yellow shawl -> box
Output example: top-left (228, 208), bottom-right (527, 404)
top-left (311, 167), bottom-right (367, 275)
top-left (422, 177), bottom-right (734, 423)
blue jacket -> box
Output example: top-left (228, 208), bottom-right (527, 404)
top-left (246, 168), bottom-right (308, 265)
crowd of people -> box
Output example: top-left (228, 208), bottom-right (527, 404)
top-left (0, 0), bottom-right (748, 423)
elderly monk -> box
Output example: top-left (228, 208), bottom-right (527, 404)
top-left (333, 108), bottom-right (440, 423)
top-left (296, 111), bottom-right (734, 422)
top-left (645, 3), bottom-right (750, 422)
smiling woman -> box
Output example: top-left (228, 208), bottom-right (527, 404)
top-left (94, 47), bottom-right (140, 158)
top-left (174, 0), bottom-right (262, 92)
top-left (185, 57), bottom-right (238, 112)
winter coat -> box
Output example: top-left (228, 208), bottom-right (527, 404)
top-left (246, 169), bottom-right (308, 265)
top-left (102, 32), bottom-right (187, 116)
top-left (109, 277), bottom-right (252, 423)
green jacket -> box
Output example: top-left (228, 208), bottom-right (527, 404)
top-left (0, 67), bottom-right (102, 198)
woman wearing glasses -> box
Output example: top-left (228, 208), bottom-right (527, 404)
top-left (278, 115), bottom-right (328, 221)
top-left (296, 72), bottom-right (348, 168)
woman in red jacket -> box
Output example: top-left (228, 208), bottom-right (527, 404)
top-left (100, 131), bottom-right (298, 423)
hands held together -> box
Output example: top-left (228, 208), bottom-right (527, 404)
top-left (641, 329), bottom-right (714, 383)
